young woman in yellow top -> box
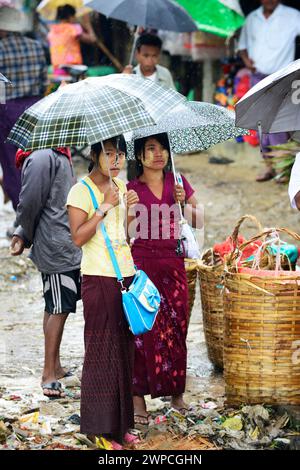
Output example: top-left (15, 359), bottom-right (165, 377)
top-left (67, 136), bottom-right (139, 447)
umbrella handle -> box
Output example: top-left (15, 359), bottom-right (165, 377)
top-left (257, 121), bottom-right (264, 155)
top-left (101, 141), bottom-right (113, 186)
top-left (170, 151), bottom-right (184, 221)
top-left (129, 27), bottom-right (140, 66)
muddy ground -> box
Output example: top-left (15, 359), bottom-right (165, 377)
top-left (0, 141), bottom-right (299, 450)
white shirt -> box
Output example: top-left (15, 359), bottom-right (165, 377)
top-left (288, 152), bottom-right (300, 209)
top-left (133, 64), bottom-right (176, 90)
top-left (146, 71), bottom-right (157, 82)
top-left (238, 4), bottom-right (300, 75)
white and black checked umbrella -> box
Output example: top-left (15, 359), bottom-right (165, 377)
top-left (127, 101), bottom-right (248, 158)
top-left (0, 72), bottom-right (11, 83)
top-left (8, 74), bottom-right (185, 151)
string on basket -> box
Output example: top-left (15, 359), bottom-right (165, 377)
top-left (251, 229), bottom-right (282, 273)
top-left (240, 337), bottom-right (252, 352)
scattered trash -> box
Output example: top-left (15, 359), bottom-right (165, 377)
top-left (19, 411), bottom-right (39, 424)
top-left (199, 401), bottom-right (218, 410)
top-left (61, 375), bottom-right (81, 388)
top-left (0, 421), bottom-right (11, 443)
top-left (153, 415), bottom-right (167, 425)
top-left (39, 401), bottom-right (66, 417)
top-left (209, 156), bottom-right (234, 165)
top-left (40, 418), bottom-right (52, 436)
top-left (68, 414), bottom-right (80, 425)
top-left (222, 416), bottom-right (243, 431)
top-left (95, 436), bottom-right (114, 450)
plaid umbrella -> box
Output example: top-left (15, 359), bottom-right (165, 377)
top-left (0, 72), bottom-right (11, 83)
top-left (127, 101), bottom-right (248, 158)
top-left (8, 74), bottom-right (185, 151)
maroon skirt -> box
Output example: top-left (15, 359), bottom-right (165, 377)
top-left (132, 246), bottom-right (189, 399)
top-left (80, 274), bottom-right (135, 443)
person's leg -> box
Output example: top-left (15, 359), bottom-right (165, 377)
top-left (43, 311), bottom-right (68, 380)
top-left (42, 312), bottom-right (69, 397)
top-left (256, 132), bottom-right (289, 182)
top-left (41, 269), bottom-right (81, 392)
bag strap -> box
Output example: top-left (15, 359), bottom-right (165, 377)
top-left (80, 178), bottom-right (124, 284)
top-left (100, 224), bottom-right (124, 283)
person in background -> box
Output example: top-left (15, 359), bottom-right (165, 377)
top-left (10, 146), bottom-right (81, 399)
top-left (288, 151), bottom-right (300, 211)
top-left (123, 33), bottom-right (175, 90)
top-left (48, 4), bottom-right (96, 75)
top-left (124, 33), bottom-right (176, 181)
top-left (0, 5), bottom-right (47, 223)
top-left (238, 0), bottom-right (300, 182)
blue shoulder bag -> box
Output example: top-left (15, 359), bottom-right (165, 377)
top-left (81, 179), bottom-right (161, 335)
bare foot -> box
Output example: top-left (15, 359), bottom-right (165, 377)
top-left (256, 168), bottom-right (276, 182)
top-left (55, 367), bottom-right (71, 379)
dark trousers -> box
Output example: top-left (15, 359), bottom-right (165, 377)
top-left (0, 96), bottom-right (40, 210)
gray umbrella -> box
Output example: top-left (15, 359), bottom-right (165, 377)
top-left (235, 59), bottom-right (300, 133)
top-left (84, 0), bottom-right (197, 32)
top-left (127, 101), bottom-right (248, 158)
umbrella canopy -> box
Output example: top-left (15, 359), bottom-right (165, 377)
top-left (37, 0), bottom-right (91, 20)
top-left (219, 0), bottom-right (244, 16)
top-left (0, 72), bottom-right (11, 83)
top-left (7, 74), bottom-right (185, 151)
top-left (235, 59), bottom-right (300, 133)
top-left (176, 0), bottom-right (244, 38)
top-left (84, 0), bottom-right (198, 32)
top-left (127, 101), bottom-right (248, 157)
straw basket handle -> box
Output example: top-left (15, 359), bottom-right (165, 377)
top-left (230, 214), bottom-right (263, 248)
top-left (230, 227), bottom-right (300, 265)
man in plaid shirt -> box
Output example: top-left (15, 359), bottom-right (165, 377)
top-left (0, 6), bottom-right (47, 214)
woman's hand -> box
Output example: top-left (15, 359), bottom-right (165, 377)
top-left (103, 185), bottom-right (120, 210)
top-left (10, 236), bottom-right (25, 256)
top-left (125, 190), bottom-right (139, 208)
top-left (174, 184), bottom-right (186, 204)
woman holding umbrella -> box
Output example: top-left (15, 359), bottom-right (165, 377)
top-left (127, 132), bottom-right (202, 424)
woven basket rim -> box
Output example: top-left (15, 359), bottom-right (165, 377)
top-left (224, 269), bottom-right (300, 281)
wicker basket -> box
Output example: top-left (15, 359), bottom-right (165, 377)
top-left (224, 227), bottom-right (300, 406)
top-left (185, 258), bottom-right (199, 326)
top-left (199, 215), bottom-right (263, 370)
top-left (198, 257), bottom-right (224, 369)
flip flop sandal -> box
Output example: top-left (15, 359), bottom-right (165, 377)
top-left (61, 370), bottom-right (74, 378)
top-left (134, 414), bottom-right (150, 426)
top-left (42, 381), bottom-right (64, 399)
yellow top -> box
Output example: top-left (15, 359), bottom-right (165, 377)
top-left (67, 176), bottom-right (135, 277)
